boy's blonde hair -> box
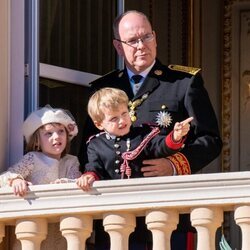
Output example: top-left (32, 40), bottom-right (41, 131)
top-left (88, 87), bottom-right (129, 123)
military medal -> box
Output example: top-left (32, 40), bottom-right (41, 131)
top-left (155, 111), bottom-right (172, 127)
top-left (128, 93), bottom-right (149, 122)
top-left (126, 138), bottom-right (131, 151)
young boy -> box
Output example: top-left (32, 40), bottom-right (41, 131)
top-left (77, 87), bottom-right (193, 191)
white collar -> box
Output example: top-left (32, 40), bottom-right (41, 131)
top-left (127, 60), bottom-right (155, 80)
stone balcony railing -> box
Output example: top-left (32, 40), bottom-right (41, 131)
top-left (1, 171), bottom-right (250, 250)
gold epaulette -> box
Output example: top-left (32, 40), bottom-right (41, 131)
top-left (168, 64), bottom-right (201, 75)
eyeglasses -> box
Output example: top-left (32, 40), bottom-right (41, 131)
top-left (115, 32), bottom-right (154, 48)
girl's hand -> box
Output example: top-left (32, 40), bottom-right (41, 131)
top-left (11, 178), bottom-right (31, 197)
top-left (76, 174), bottom-right (95, 191)
top-left (173, 117), bottom-right (194, 142)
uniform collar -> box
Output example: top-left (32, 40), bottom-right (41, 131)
top-left (104, 130), bottom-right (133, 141)
top-left (126, 60), bottom-right (155, 80)
top-left (132, 62), bottom-right (161, 99)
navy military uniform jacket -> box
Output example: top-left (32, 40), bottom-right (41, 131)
top-left (85, 125), bottom-right (183, 180)
top-left (80, 59), bottom-right (222, 174)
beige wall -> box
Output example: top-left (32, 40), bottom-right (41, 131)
top-left (0, 0), bottom-right (25, 173)
top-left (0, 0), bottom-right (10, 172)
top-left (8, 0), bottom-right (25, 166)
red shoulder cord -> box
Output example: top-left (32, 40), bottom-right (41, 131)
top-left (120, 127), bottom-right (160, 179)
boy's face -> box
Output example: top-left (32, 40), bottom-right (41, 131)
top-left (95, 104), bottom-right (132, 137)
top-left (38, 123), bottom-right (67, 160)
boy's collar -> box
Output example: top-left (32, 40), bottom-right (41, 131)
top-left (105, 131), bottom-right (117, 140)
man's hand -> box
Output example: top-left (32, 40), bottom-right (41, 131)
top-left (141, 158), bottom-right (174, 177)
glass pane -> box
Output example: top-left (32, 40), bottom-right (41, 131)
top-left (125, 0), bottom-right (189, 66)
top-left (40, 0), bottom-right (116, 75)
top-left (40, 0), bottom-right (190, 73)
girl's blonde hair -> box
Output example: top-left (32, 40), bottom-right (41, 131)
top-left (25, 123), bottom-right (70, 157)
top-left (88, 87), bottom-right (129, 123)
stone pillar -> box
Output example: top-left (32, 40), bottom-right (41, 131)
top-left (146, 209), bottom-right (178, 250)
top-left (235, 205), bottom-right (250, 250)
top-left (0, 223), bottom-right (5, 243)
top-left (103, 212), bottom-right (136, 250)
top-left (191, 207), bottom-right (223, 250)
top-left (15, 218), bottom-right (47, 250)
top-left (60, 215), bottom-right (93, 250)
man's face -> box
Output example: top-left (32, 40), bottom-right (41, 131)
top-left (113, 13), bottom-right (157, 73)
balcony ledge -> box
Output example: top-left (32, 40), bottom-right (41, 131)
top-left (1, 171), bottom-right (250, 222)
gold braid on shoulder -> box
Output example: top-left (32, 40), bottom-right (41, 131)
top-left (168, 64), bottom-right (201, 75)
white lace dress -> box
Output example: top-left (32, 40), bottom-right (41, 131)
top-left (0, 152), bottom-right (82, 250)
top-left (0, 151), bottom-right (81, 186)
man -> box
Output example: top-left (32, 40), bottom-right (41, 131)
top-left (81, 10), bottom-right (222, 250)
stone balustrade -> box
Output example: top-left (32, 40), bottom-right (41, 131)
top-left (1, 171), bottom-right (250, 249)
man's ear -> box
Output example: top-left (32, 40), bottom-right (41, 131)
top-left (152, 30), bottom-right (157, 47)
top-left (113, 39), bottom-right (124, 56)
top-left (94, 121), bottom-right (104, 131)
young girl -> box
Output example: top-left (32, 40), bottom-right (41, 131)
top-left (0, 105), bottom-right (81, 197)
top-left (76, 87), bottom-right (193, 191)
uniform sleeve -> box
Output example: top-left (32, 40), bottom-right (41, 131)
top-left (146, 134), bottom-right (181, 158)
top-left (0, 153), bottom-right (35, 187)
top-left (84, 140), bottom-right (105, 180)
top-left (165, 131), bottom-right (186, 150)
top-left (169, 74), bottom-right (222, 174)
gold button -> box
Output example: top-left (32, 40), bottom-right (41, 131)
top-left (154, 70), bottom-right (163, 75)
top-left (131, 116), bottom-right (137, 122)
